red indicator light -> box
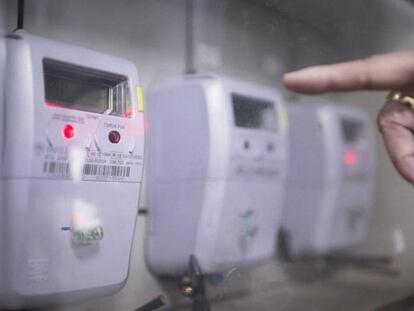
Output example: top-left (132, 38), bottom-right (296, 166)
top-left (344, 151), bottom-right (356, 166)
top-left (62, 124), bottom-right (75, 139)
top-left (45, 101), bottom-right (60, 108)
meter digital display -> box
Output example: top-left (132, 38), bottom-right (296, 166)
top-left (232, 94), bottom-right (277, 130)
top-left (44, 59), bottom-right (131, 117)
top-left (342, 118), bottom-right (363, 142)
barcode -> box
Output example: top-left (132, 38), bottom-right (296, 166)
top-left (83, 164), bottom-right (130, 177)
top-left (43, 161), bottom-right (69, 175)
top-left (43, 162), bottom-right (130, 178)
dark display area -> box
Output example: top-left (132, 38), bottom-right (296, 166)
top-left (232, 94), bottom-right (277, 130)
top-left (342, 118), bottom-right (363, 142)
top-left (44, 59), bottom-right (130, 116)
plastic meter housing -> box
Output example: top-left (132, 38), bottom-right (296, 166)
top-left (0, 31), bottom-right (145, 308)
top-left (281, 103), bottom-right (376, 257)
top-left (145, 74), bottom-right (288, 275)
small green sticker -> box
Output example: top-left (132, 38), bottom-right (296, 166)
top-left (72, 226), bottom-right (104, 244)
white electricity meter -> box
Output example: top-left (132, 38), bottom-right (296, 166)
top-left (145, 74), bottom-right (288, 275)
top-left (0, 31), bottom-right (145, 308)
top-left (281, 103), bottom-right (376, 257)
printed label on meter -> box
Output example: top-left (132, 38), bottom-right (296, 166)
top-left (72, 226), bottom-right (104, 244)
top-left (36, 147), bottom-right (143, 182)
top-left (32, 113), bottom-right (143, 183)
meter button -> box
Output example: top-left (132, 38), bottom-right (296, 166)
top-left (108, 130), bottom-right (121, 144)
top-left (266, 142), bottom-right (274, 153)
top-left (95, 120), bottom-right (133, 152)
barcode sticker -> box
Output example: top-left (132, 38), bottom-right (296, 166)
top-left (43, 161), bottom-right (69, 175)
top-left (83, 164), bottom-right (130, 177)
top-left (43, 161), bottom-right (130, 179)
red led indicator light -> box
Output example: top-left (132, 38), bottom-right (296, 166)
top-left (344, 151), bottom-right (356, 166)
top-left (62, 124), bottom-right (75, 139)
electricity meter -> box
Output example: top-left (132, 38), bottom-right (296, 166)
top-left (146, 74), bottom-right (288, 275)
top-left (0, 31), bottom-right (145, 308)
top-left (281, 103), bottom-right (376, 257)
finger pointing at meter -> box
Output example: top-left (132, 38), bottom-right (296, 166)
top-left (283, 50), bottom-right (414, 183)
top-left (283, 51), bottom-right (414, 93)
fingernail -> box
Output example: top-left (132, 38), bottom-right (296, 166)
top-left (283, 71), bottom-right (298, 79)
top-left (284, 70), bottom-right (309, 82)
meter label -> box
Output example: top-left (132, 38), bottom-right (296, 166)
top-left (72, 226), bottom-right (104, 244)
top-left (32, 113), bottom-right (143, 183)
top-left (36, 148), bottom-right (142, 182)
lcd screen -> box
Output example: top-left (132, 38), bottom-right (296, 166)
top-left (44, 59), bottom-right (131, 116)
top-left (342, 118), bottom-right (363, 142)
top-left (232, 94), bottom-right (277, 130)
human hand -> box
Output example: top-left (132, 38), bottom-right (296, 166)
top-left (283, 51), bottom-right (414, 183)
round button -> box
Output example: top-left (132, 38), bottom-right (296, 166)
top-left (108, 130), bottom-right (121, 144)
top-left (267, 142), bottom-right (274, 153)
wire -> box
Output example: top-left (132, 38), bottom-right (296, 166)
top-left (185, 0), bottom-right (196, 74)
top-left (17, 0), bottom-right (25, 30)
top-left (135, 295), bottom-right (167, 311)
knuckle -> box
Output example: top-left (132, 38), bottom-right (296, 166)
top-left (376, 105), bottom-right (390, 132)
top-left (358, 58), bottom-right (373, 89)
top-left (376, 100), bottom-right (406, 128)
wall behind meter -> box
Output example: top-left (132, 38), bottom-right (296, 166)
top-left (4, 0), bottom-right (414, 310)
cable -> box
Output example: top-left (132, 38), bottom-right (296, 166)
top-left (17, 0), bottom-right (25, 30)
top-left (185, 0), bottom-right (196, 74)
top-left (135, 295), bottom-right (167, 311)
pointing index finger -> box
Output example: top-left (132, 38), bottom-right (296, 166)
top-left (283, 51), bottom-right (414, 94)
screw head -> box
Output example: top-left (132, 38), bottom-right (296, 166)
top-left (182, 286), bottom-right (194, 296)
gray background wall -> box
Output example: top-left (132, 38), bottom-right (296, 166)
top-left (2, 0), bottom-right (414, 310)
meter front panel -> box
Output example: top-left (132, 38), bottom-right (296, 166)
top-left (37, 58), bottom-right (142, 182)
top-left (340, 117), bottom-right (373, 181)
top-left (231, 94), bottom-right (283, 180)
top-left (321, 111), bottom-right (375, 251)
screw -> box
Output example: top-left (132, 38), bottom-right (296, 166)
top-left (182, 286), bottom-right (194, 296)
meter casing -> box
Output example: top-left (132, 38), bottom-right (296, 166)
top-left (282, 103), bottom-right (376, 257)
top-left (146, 75), bottom-right (288, 275)
top-left (0, 31), bottom-right (145, 308)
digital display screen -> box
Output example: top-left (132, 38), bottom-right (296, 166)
top-left (44, 59), bottom-right (131, 117)
top-left (342, 118), bottom-right (363, 142)
top-left (232, 94), bottom-right (277, 130)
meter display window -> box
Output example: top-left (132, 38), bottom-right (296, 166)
top-left (342, 118), bottom-right (363, 142)
top-left (232, 94), bottom-right (277, 130)
top-left (43, 59), bottom-right (132, 117)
